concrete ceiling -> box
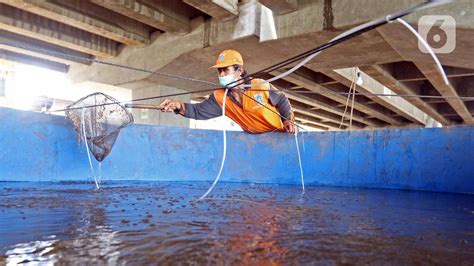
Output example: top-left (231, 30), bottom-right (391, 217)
top-left (0, 0), bottom-right (473, 130)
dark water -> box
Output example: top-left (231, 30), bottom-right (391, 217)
top-left (0, 181), bottom-right (473, 265)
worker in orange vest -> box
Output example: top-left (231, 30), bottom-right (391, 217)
top-left (160, 50), bottom-right (295, 134)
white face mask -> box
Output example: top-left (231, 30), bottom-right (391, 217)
top-left (218, 74), bottom-right (235, 87)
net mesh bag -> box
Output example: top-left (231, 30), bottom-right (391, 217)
top-left (65, 92), bottom-right (134, 162)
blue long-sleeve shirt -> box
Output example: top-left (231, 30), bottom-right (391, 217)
top-left (183, 88), bottom-right (293, 122)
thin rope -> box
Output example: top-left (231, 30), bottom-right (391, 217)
top-left (54, 88), bottom-right (474, 114)
top-left (244, 89), bottom-right (474, 101)
top-left (17, 0), bottom-right (453, 197)
top-left (41, 1), bottom-right (455, 136)
top-left (50, 16), bottom-right (464, 128)
top-left (239, 90), bottom-right (305, 131)
top-left (81, 108), bottom-right (100, 189)
top-left (1, 0), bottom-right (451, 197)
top-left (224, 0), bottom-right (452, 89)
top-left (339, 90), bottom-right (352, 129)
top-left (198, 88), bottom-right (229, 200)
top-left (294, 130), bottom-right (305, 191)
top-left (251, 0), bottom-right (451, 76)
top-left (396, 18), bottom-right (450, 86)
top-left (349, 80), bottom-right (356, 129)
top-left (36, 1), bottom-right (450, 115)
top-left (198, 85), bottom-right (305, 199)
top-left (0, 41), bottom-right (219, 87)
top-left (52, 86), bottom-right (474, 134)
top-left (50, 88), bottom-right (217, 113)
top-left (339, 69), bottom-right (357, 129)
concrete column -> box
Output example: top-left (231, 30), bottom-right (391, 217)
top-left (131, 84), bottom-right (190, 127)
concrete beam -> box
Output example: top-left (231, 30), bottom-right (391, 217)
top-left (283, 89), bottom-right (379, 128)
top-left (66, 0), bottom-right (402, 89)
top-left (0, 49), bottom-right (69, 72)
top-left (0, 4), bottom-right (118, 58)
top-left (56, 0), bottom-right (153, 39)
top-left (275, 70), bottom-right (403, 126)
top-left (437, 102), bottom-right (474, 117)
top-left (295, 122), bottom-right (325, 131)
top-left (68, 1), bottom-right (269, 88)
top-left (0, 30), bottom-right (92, 65)
top-left (291, 100), bottom-right (352, 129)
top-left (0, 0), bottom-right (149, 46)
top-left (294, 116), bottom-right (330, 131)
top-left (334, 67), bottom-right (433, 126)
top-left (66, 0), bottom-right (473, 108)
top-left (376, 21), bottom-right (474, 69)
top-left (208, 1), bottom-right (262, 45)
top-left (68, 17), bottom-right (207, 87)
top-left (293, 110), bottom-right (348, 131)
top-left (183, 0), bottom-right (238, 21)
top-left (389, 62), bottom-right (474, 82)
top-left (290, 101), bottom-right (356, 129)
top-left (376, 21), bottom-right (473, 124)
top-left (415, 62), bottom-right (474, 124)
top-left (258, 0), bottom-right (297, 15)
top-left (360, 64), bottom-right (451, 125)
top-left (90, 0), bottom-right (190, 35)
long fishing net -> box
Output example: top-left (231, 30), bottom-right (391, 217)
top-left (65, 92), bottom-right (133, 162)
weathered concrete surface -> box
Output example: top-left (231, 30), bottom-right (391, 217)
top-left (2, 0), bottom-right (473, 128)
top-left (70, 0), bottom-right (474, 89)
top-left (67, 0), bottom-right (413, 86)
top-left (0, 30), bottom-right (93, 65)
top-left (0, 3), bottom-right (119, 58)
top-left (258, 0), bottom-right (297, 15)
top-left (183, 0), bottom-right (238, 21)
top-left (90, 0), bottom-right (191, 35)
top-left (67, 17), bottom-right (208, 87)
top-left (0, 0), bottom-right (149, 46)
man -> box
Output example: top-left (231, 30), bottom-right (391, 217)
top-left (160, 49), bottom-right (295, 134)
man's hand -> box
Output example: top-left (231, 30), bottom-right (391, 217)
top-left (160, 99), bottom-right (184, 114)
top-left (283, 120), bottom-right (295, 134)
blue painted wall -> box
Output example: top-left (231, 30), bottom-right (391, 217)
top-left (0, 107), bottom-right (473, 193)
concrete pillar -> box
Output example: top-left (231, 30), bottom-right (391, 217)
top-left (131, 84), bottom-right (190, 127)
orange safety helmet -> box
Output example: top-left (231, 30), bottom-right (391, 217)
top-left (210, 50), bottom-right (244, 68)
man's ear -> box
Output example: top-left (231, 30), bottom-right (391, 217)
top-left (236, 66), bottom-right (243, 77)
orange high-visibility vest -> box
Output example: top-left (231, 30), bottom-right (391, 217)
top-left (214, 79), bottom-right (285, 133)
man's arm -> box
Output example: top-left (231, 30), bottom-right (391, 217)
top-left (268, 85), bottom-right (295, 134)
top-left (268, 86), bottom-right (293, 122)
top-left (160, 94), bottom-right (222, 120)
top-left (183, 94), bottom-right (223, 120)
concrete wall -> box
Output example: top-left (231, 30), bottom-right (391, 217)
top-left (0, 107), bottom-right (473, 194)
top-left (131, 84), bottom-right (190, 127)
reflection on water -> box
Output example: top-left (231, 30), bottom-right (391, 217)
top-left (6, 239), bottom-right (57, 265)
top-left (0, 181), bottom-right (473, 264)
top-left (67, 225), bottom-right (122, 264)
